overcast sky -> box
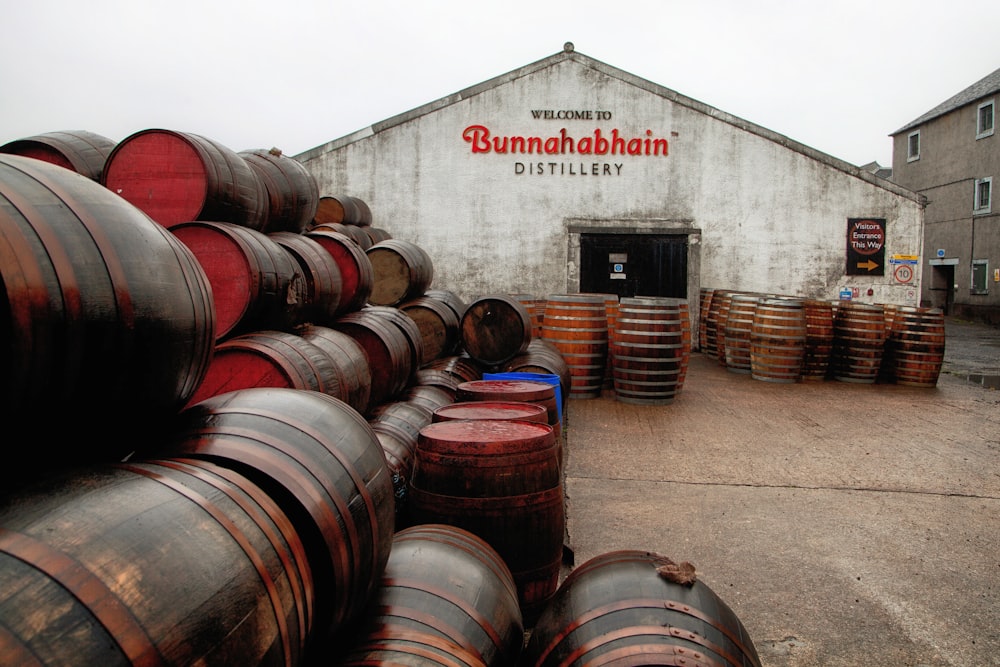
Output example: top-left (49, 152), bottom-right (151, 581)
top-left (2, 1), bottom-right (997, 168)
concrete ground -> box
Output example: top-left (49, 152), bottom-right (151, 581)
top-left (560, 317), bottom-right (1000, 667)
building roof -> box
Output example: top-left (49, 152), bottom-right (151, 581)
top-left (893, 66), bottom-right (1000, 135)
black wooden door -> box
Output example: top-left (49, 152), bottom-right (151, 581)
top-left (580, 234), bottom-right (687, 298)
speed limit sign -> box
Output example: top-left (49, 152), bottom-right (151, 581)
top-left (893, 263), bottom-right (914, 283)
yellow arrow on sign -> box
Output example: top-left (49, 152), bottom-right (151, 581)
top-left (857, 259), bottom-right (879, 271)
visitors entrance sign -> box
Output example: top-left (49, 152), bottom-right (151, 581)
top-left (846, 218), bottom-right (886, 276)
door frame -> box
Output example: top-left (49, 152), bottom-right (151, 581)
top-left (566, 218), bottom-right (702, 345)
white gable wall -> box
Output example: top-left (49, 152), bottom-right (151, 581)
top-left (298, 51), bottom-right (923, 307)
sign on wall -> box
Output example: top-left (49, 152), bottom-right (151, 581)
top-left (845, 218), bottom-right (886, 276)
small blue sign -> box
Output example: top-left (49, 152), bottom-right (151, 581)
top-left (613, 263), bottom-right (624, 273)
top-left (839, 288), bottom-right (853, 301)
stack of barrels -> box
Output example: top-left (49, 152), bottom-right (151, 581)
top-left (700, 288), bottom-right (946, 386)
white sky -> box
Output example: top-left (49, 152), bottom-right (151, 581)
top-left (2, 0), bottom-right (997, 168)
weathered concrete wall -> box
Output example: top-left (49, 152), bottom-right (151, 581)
top-left (298, 50), bottom-right (924, 306)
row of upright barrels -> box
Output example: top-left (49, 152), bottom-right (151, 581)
top-left (700, 288), bottom-right (946, 386)
top-left (532, 293), bottom-right (691, 406)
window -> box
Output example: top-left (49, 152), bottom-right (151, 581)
top-left (977, 99), bottom-right (995, 139)
top-left (907, 131), bottom-right (920, 161)
top-left (971, 259), bottom-right (989, 295)
top-left (974, 177), bottom-right (992, 214)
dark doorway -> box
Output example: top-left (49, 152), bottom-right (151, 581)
top-left (580, 234), bottom-right (688, 298)
top-left (929, 263), bottom-right (955, 314)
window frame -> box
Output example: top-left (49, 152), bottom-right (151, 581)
top-left (974, 176), bottom-right (992, 214)
top-left (971, 259), bottom-right (989, 295)
top-left (907, 130), bottom-right (920, 162)
top-left (977, 99), bottom-right (995, 139)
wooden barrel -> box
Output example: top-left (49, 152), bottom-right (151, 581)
top-left (102, 128), bottom-right (268, 230)
top-left (240, 148), bottom-right (319, 234)
top-left (424, 354), bottom-right (485, 385)
top-left (185, 330), bottom-right (342, 408)
top-left (524, 550), bottom-right (762, 667)
top-left (713, 290), bottom-right (740, 367)
top-left (456, 379), bottom-right (561, 444)
top-left (336, 523), bottom-right (524, 667)
top-left (0, 154), bottom-right (215, 468)
top-left (334, 310), bottom-right (413, 409)
top-left (830, 302), bottom-right (887, 383)
top-left (311, 221), bottom-right (373, 250)
top-left (304, 227), bottom-right (375, 314)
top-left (170, 220), bottom-right (306, 340)
top-left (542, 294), bottom-right (609, 399)
top-left (502, 338), bottom-right (573, 413)
top-left (510, 293), bottom-right (542, 338)
top-left (314, 194), bottom-right (372, 226)
top-left (611, 297), bottom-right (689, 405)
top-left (400, 295), bottom-right (462, 362)
top-left (369, 400), bottom-right (436, 516)
top-left (414, 368), bottom-right (461, 399)
top-left (365, 305), bottom-right (426, 381)
top-left (460, 295), bottom-right (533, 367)
top-left (270, 231), bottom-right (343, 325)
top-left (162, 387), bottom-right (395, 640)
top-left (402, 384), bottom-right (455, 415)
top-left (433, 400), bottom-right (549, 425)
top-left (425, 288), bottom-right (469, 322)
top-left (366, 239), bottom-right (435, 306)
top-left (0, 129), bottom-right (117, 181)
top-left (802, 299), bottom-right (835, 381)
top-left (407, 419), bottom-right (564, 624)
top-left (885, 306), bottom-right (946, 387)
top-left (362, 226), bottom-right (392, 245)
top-left (723, 293), bottom-right (761, 374)
top-left (698, 287), bottom-right (715, 352)
top-left (750, 298), bottom-right (807, 383)
top-left (298, 324), bottom-right (373, 415)
top-left (0, 456), bottom-right (313, 667)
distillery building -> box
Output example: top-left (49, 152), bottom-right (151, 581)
top-left (296, 43), bottom-right (925, 331)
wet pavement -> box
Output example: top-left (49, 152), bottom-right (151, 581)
top-left (560, 316), bottom-right (1000, 667)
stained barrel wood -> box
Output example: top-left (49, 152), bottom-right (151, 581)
top-left (185, 330), bottom-right (342, 408)
top-left (830, 302), bottom-right (887, 384)
top-left (304, 227), bottom-right (375, 314)
top-left (407, 418), bottom-right (564, 625)
top-left (750, 297), bottom-right (807, 383)
top-left (102, 128), bottom-right (268, 230)
top-left (801, 299), bottom-right (835, 381)
top-left (542, 293), bottom-right (610, 399)
top-left (335, 523), bottom-right (524, 667)
top-left (270, 231), bottom-right (343, 326)
top-left (885, 306), bottom-right (946, 387)
top-left (524, 550), bottom-right (762, 667)
top-left (162, 387), bottom-right (396, 640)
top-left (0, 129), bottom-right (117, 181)
top-left (0, 456), bottom-right (313, 667)
top-left (723, 293), bottom-right (761, 374)
top-left (298, 324), bottom-right (373, 415)
top-left (334, 310), bottom-right (413, 409)
top-left (460, 295), bottom-right (533, 366)
top-left (170, 220), bottom-right (306, 340)
top-left (401, 295), bottom-right (462, 362)
top-left (0, 154), bottom-right (215, 469)
top-left (611, 297), bottom-right (689, 405)
top-left (240, 148), bottom-right (319, 234)
top-left (366, 239), bottom-right (435, 307)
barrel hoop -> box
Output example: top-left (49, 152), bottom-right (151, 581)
top-left (0, 527), bottom-right (166, 667)
top-left (381, 576), bottom-right (503, 652)
top-left (535, 598), bottom-right (758, 667)
top-left (121, 461), bottom-right (293, 666)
